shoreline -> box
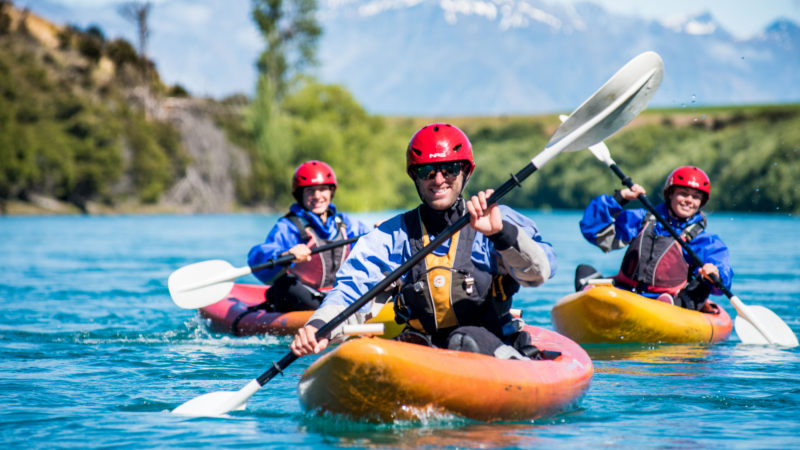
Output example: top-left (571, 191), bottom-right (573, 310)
top-left (1, 197), bottom-right (275, 216)
top-left (2, 199), bottom-right (796, 218)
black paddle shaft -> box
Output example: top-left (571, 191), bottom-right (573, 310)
top-left (251, 234), bottom-right (362, 273)
top-left (609, 164), bottom-right (733, 298)
top-left (255, 161), bottom-right (540, 386)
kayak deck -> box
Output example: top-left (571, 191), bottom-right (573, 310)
top-left (198, 284), bottom-right (312, 336)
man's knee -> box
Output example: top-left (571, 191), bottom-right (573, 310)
top-left (446, 326), bottom-right (503, 356)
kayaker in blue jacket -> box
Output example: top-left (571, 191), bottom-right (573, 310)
top-left (290, 123), bottom-right (557, 359)
top-left (247, 160), bottom-right (371, 312)
top-left (577, 166), bottom-right (732, 311)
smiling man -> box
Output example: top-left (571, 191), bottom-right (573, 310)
top-left (290, 123), bottom-right (557, 359)
top-left (577, 166), bottom-right (733, 311)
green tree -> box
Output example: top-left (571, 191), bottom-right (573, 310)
top-left (252, 0), bottom-right (321, 101)
top-left (242, 74), bottom-right (294, 205)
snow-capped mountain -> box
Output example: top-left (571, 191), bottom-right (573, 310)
top-left (315, 0), bottom-right (800, 116)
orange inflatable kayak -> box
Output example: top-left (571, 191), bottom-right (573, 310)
top-left (297, 325), bottom-right (593, 422)
top-left (550, 284), bottom-right (732, 344)
top-left (199, 284), bottom-right (312, 336)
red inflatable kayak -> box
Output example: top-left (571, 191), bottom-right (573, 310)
top-left (197, 283), bottom-right (404, 338)
top-left (298, 325), bottom-right (593, 422)
top-left (198, 284), bottom-right (312, 336)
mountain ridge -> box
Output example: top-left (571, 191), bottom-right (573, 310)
top-left (315, 0), bottom-right (800, 116)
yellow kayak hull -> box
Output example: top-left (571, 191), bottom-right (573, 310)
top-left (551, 285), bottom-right (732, 344)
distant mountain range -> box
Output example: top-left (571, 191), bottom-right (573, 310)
top-left (314, 0), bottom-right (800, 116)
top-left (22, 0), bottom-right (800, 117)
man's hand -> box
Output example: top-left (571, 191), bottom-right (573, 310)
top-left (466, 189), bottom-right (503, 236)
top-left (290, 325), bottom-right (329, 356)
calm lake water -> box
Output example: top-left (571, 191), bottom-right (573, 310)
top-left (1, 211), bottom-right (798, 448)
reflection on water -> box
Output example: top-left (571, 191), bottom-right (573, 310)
top-left (586, 343), bottom-right (718, 377)
top-left (300, 418), bottom-right (549, 448)
top-left (585, 343), bottom-right (714, 363)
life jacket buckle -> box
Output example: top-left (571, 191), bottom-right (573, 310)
top-left (393, 294), bottom-right (411, 324)
top-left (502, 317), bottom-right (524, 336)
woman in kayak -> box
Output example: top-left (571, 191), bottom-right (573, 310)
top-left (248, 160), bottom-right (371, 312)
top-left (577, 166), bottom-right (732, 311)
top-left (290, 123), bottom-right (557, 359)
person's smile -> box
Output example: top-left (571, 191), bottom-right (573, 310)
top-left (418, 171), bottom-right (462, 210)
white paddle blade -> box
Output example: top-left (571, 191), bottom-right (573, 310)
top-left (168, 259), bottom-right (242, 309)
top-left (551, 51), bottom-right (664, 154)
top-left (171, 391), bottom-right (247, 417)
top-left (734, 305), bottom-right (799, 347)
top-left (558, 114), bottom-right (615, 166)
top-left (172, 380), bottom-right (261, 417)
top-left (587, 141), bottom-right (614, 166)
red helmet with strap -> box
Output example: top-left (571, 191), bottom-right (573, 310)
top-left (663, 166), bottom-right (710, 206)
top-left (292, 160), bottom-right (337, 201)
top-left (406, 123), bottom-right (475, 179)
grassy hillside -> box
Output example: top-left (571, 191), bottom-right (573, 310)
top-left (2, 4), bottom-right (798, 215)
top-left (0, 4), bottom-right (189, 213)
top-left (460, 106), bottom-right (800, 213)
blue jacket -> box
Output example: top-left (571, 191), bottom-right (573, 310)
top-left (247, 203), bottom-right (372, 283)
top-left (579, 194), bottom-right (732, 294)
top-left (314, 205), bottom-right (557, 318)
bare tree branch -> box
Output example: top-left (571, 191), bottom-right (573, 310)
top-left (117, 0), bottom-right (152, 69)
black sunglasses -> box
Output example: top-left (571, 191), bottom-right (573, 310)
top-left (412, 161), bottom-right (466, 180)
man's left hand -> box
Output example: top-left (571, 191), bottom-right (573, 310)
top-left (466, 189), bottom-right (502, 236)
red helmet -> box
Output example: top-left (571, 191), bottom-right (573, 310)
top-left (292, 160), bottom-right (337, 200)
top-left (406, 123), bottom-right (475, 179)
top-left (663, 166), bottom-right (710, 206)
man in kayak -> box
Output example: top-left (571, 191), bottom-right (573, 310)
top-left (291, 123), bottom-right (557, 359)
top-left (577, 166), bottom-right (732, 311)
top-left (248, 160), bottom-right (372, 312)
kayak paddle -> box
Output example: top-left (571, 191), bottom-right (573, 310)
top-left (171, 51), bottom-right (665, 417)
top-left (581, 133), bottom-right (798, 347)
top-left (168, 235), bottom-right (362, 309)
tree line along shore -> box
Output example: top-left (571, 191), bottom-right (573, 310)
top-left (2, 3), bottom-right (798, 216)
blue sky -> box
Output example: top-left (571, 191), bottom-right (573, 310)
top-left (36, 0), bottom-right (800, 39)
top-left (20, 0), bottom-right (800, 99)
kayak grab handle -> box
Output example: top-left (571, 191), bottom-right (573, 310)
top-left (343, 323), bottom-right (385, 336)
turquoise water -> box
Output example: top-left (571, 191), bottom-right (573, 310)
top-left (1, 211), bottom-right (798, 448)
